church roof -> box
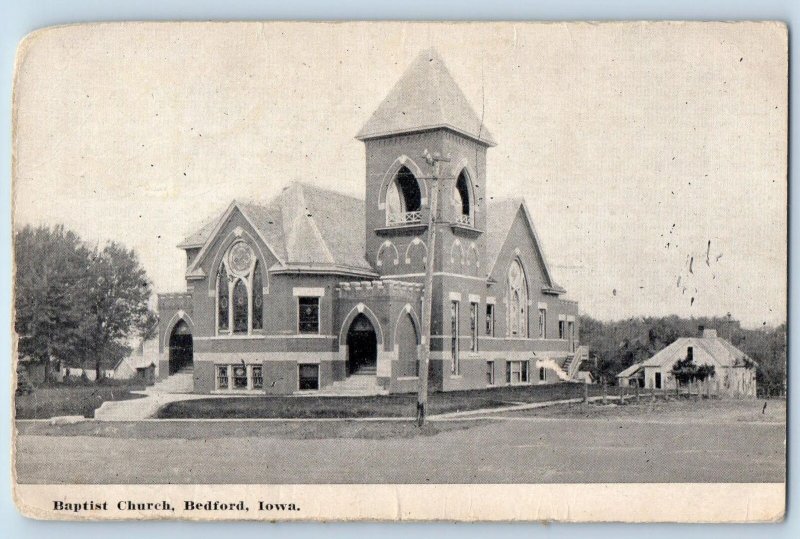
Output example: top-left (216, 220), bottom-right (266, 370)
top-left (181, 182), bottom-right (377, 277)
top-left (484, 198), bottom-right (564, 293)
top-left (356, 48), bottom-right (496, 146)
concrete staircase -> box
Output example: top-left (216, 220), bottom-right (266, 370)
top-left (148, 369), bottom-right (194, 394)
top-left (314, 374), bottom-right (387, 396)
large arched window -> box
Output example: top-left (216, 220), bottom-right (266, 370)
top-left (507, 259), bottom-right (528, 337)
top-left (453, 170), bottom-right (472, 225)
top-left (386, 166), bottom-right (422, 225)
top-left (216, 241), bottom-right (265, 334)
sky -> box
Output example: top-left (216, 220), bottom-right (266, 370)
top-left (12, 22), bottom-right (787, 328)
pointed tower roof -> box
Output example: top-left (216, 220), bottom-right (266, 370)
top-left (356, 48), bottom-right (496, 146)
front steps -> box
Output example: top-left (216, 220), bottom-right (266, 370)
top-left (149, 369), bottom-right (194, 394)
top-left (312, 374), bottom-right (387, 397)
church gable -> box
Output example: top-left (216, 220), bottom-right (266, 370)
top-left (487, 202), bottom-right (562, 295)
top-left (186, 203), bottom-right (282, 281)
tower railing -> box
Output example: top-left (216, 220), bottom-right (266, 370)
top-left (386, 210), bottom-right (422, 225)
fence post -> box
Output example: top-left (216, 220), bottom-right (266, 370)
top-left (635, 384), bottom-right (640, 403)
top-left (602, 380), bottom-right (608, 404)
top-left (581, 381), bottom-right (588, 412)
top-left (619, 384), bottom-right (626, 405)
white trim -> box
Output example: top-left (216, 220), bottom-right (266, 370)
top-left (293, 287), bottom-right (325, 297)
top-left (338, 303), bottom-right (385, 345)
top-left (567, 315), bottom-right (576, 322)
top-left (486, 296), bottom-right (496, 305)
top-left (538, 302), bottom-right (548, 310)
top-left (468, 294), bottom-right (481, 304)
top-left (377, 271), bottom-right (487, 281)
top-left (558, 314), bottom-right (567, 321)
top-left (162, 311), bottom-right (195, 350)
top-left (449, 292), bottom-right (462, 301)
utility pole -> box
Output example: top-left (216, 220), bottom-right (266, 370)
top-left (417, 149), bottom-right (449, 427)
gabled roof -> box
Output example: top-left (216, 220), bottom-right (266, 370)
top-left (641, 335), bottom-right (755, 369)
top-left (356, 48), bottom-right (496, 146)
top-left (617, 362), bottom-right (644, 379)
top-left (181, 182), bottom-right (377, 277)
top-left (484, 198), bottom-right (564, 293)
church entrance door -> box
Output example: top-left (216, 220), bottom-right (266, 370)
top-left (346, 314), bottom-right (377, 376)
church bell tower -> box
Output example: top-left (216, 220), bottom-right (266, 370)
top-left (356, 49), bottom-right (496, 279)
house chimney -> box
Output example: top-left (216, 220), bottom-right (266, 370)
top-left (702, 328), bottom-right (718, 339)
top-left (698, 324), bottom-right (705, 336)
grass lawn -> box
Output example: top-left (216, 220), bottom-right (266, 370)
top-left (155, 382), bottom-right (603, 419)
top-left (15, 381), bottom-right (147, 419)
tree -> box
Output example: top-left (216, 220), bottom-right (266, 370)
top-left (14, 225), bottom-right (90, 382)
top-left (78, 242), bottom-right (155, 380)
top-left (671, 356), bottom-right (715, 387)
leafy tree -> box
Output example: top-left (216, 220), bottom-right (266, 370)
top-left (78, 242), bottom-right (155, 380)
top-left (14, 225), bottom-right (90, 382)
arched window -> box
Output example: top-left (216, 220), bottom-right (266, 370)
top-left (386, 166), bottom-right (422, 225)
top-left (232, 280), bottom-right (248, 334)
top-left (252, 261), bottom-right (263, 330)
top-left (507, 259), bottom-right (528, 337)
top-left (217, 265), bottom-right (229, 332)
top-left (453, 170), bottom-right (472, 225)
top-left (216, 241), bottom-right (265, 335)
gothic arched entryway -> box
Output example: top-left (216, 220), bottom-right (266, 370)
top-left (346, 314), bottom-right (377, 376)
top-left (168, 320), bottom-right (193, 375)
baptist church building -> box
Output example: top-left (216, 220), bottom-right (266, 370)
top-left (156, 49), bottom-right (583, 395)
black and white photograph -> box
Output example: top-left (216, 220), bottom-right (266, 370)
top-left (10, 21), bottom-right (787, 522)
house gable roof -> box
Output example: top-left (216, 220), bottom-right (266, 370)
top-left (181, 182), bottom-right (377, 278)
top-left (641, 335), bottom-right (755, 369)
top-left (484, 198), bottom-right (564, 294)
top-left (356, 48), bottom-right (496, 146)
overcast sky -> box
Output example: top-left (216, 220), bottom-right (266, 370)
top-left (13, 22), bottom-right (787, 328)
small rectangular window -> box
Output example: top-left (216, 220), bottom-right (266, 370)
top-left (655, 372), bottom-right (662, 389)
top-left (558, 320), bottom-right (566, 340)
top-left (486, 361), bottom-right (495, 385)
top-left (252, 365), bottom-right (263, 389)
top-left (451, 300), bottom-right (460, 375)
top-left (521, 361), bottom-right (529, 383)
top-left (539, 309), bottom-right (547, 338)
top-left (539, 366), bottom-right (546, 381)
top-left (298, 364), bottom-right (319, 390)
top-left (687, 346), bottom-right (694, 361)
top-left (485, 304), bottom-right (494, 336)
top-left (470, 302), bottom-right (479, 352)
top-left (216, 365), bottom-right (229, 390)
top-left (298, 297), bottom-right (320, 334)
top-left (232, 364), bottom-right (248, 389)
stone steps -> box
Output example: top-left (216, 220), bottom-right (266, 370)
top-left (149, 371), bottom-right (194, 394)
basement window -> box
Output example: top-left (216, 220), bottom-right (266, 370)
top-left (298, 364), bottom-right (320, 391)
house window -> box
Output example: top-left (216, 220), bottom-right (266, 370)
top-left (232, 364), bottom-right (248, 389)
top-left (298, 364), bottom-right (320, 390)
top-left (485, 304), bottom-right (494, 336)
top-left (538, 308), bottom-right (547, 338)
top-left (385, 166), bottom-right (422, 225)
top-left (558, 320), bottom-right (566, 340)
top-left (507, 259), bottom-right (528, 337)
top-left (506, 360), bottom-right (529, 385)
top-left (216, 242), bottom-right (263, 335)
top-left (687, 346), bottom-right (694, 361)
top-left (298, 297), bottom-right (320, 334)
top-left (470, 302), bottom-right (479, 352)
top-left (486, 361), bottom-right (495, 385)
top-left (539, 366), bottom-right (546, 381)
top-left (252, 365), bottom-right (263, 389)
top-left (216, 365), bottom-right (229, 390)
top-left (655, 372), bottom-right (662, 389)
top-left (451, 300), bottom-right (460, 375)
